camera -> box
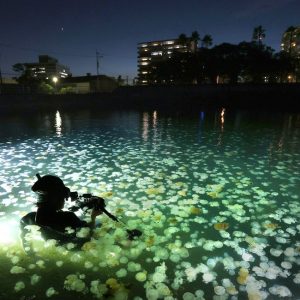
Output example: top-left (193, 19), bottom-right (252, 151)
top-left (69, 192), bottom-right (106, 211)
top-left (68, 191), bottom-right (118, 222)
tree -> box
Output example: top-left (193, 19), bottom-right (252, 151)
top-left (191, 31), bottom-right (200, 47)
top-left (178, 33), bottom-right (188, 46)
top-left (201, 35), bottom-right (213, 48)
top-left (12, 63), bottom-right (41, 93)
top-left (252, 25), bottom-right (266, 45)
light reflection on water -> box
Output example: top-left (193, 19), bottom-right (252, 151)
top-left (0, 109), bottom-right (300, 300)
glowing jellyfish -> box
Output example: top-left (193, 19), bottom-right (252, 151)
top-left (202, 272), bottom-right (215, 283)
top-left (146, 289), bottom-right (159, 299)
top-left (64, 274), bottom-right (86, 292)
top-left (11, 256), bottom-right (20, 264)
top-left (90, 280), bottom-right (108, 298)
top-left (284, 247), bottom-right (295, 257)
top-left (116, 269), bottom-right (127, 278)
top-left (46, 287), bottom-right (57, 297)
top-left (56, 261), bottom-right (63, 267)
top-left (214, 286), bottom-right (226, 295)
top-left (14, 281), bottom-right (25, 292)
top-left (120, 256), bottom-right (128, 264)
top-left (10, 266), bottom-right (25, 274)
top-left (270, 248), bottom-right (282, 257)
top-left (293, 273), bottom-right (300, 284)
top-left (214, 241), bottom-right (223, 249)
top-left (242, 252), bottom-right (254, 262)
top-left (135, 271), bottom-right (147, 282)
top-left (281, 261), bottom-right (292, 269)
top-left (214, 223), bottom-right (229, 231)
top-left (170, 254), bottom-right (181, 263)
top-left (182, 292), bottom-right (196, 300)
top-left (237, 268), bottom-right (249, 285)
top-left (153, 272), bottom-right (166, 283)
top-left (128, 262), bottom-right (141, 272)
top-left (269, 285), bottom-right (292, 297)
top-left (36, 260), bottom-right (45, 268)
top-left (30, 274), bottom-right (41, 285)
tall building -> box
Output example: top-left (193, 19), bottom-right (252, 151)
top-left (281, 27), bottom-right (300, 57)
top-left (281, 27), bottom-right (300, 82)
top-left (137, 38), bottom-right (197, 85)
top-left (25, 55), bottom-right (71, 80)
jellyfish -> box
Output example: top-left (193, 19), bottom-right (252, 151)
top-left (30, 274), bottom-right (41, 285)
top-left (10, 266), bottom-right (26, 274)
top-left (214, 223), bottom-right (229, 231)
top-left (214, 286), bottom-right (226, 296)
top-left (46, 287), bottom-right (58, 298)
top-left (135, 271), bottom-right (147, 282)
top-left (202, 272), bottom-right (215, 283)
top-left (269, 285), bottom-right (292, 297)
top-left (14, 281), bottom-right (25, 292)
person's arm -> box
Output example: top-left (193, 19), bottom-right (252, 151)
top-left (87, 208), bottom-right (103, 228)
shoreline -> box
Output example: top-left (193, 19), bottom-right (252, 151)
top-left (0, 83), bottom-right (300, 112)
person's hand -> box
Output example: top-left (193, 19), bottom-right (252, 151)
top-left (91, 208), bottom-right (103, 220)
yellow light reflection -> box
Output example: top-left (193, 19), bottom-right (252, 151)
top-left (221, 108), bottom-right (225, 131)
top-left (153, 111), bottom-right (157, 128)
top-left (55, 110), bottom-right (62, 137)
top-left (142, 112), bottom-right (149, 142)
top-left (217, 108), bottom-right (226, 146)
top-left (153, 111), bottom-right (158, 148)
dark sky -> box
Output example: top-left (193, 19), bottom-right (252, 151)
top-left (0, 0), bottom-right (299, 81)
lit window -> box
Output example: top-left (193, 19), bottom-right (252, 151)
top-left (140, 44), bottom-right (147, 47)
top-left (142, 80), bottom-right (147, 83)
top-left (141, 57), bottom-right (151, 61)
top-left (164, 41), bottom-right (174, 45)
top-left (142, 71), bottom-right (148, 74)
top-left (151, 51), bottom-right (162, 56)
top-left (152, 43), bottom-right (159, 46)
top-left (141, 62), bottom-right (149, 65)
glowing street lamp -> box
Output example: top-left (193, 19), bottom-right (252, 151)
top-left (52, 76), bottom-right (58, 93)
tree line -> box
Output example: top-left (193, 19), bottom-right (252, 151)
top-left (149, 26), bottom-right (299, 84)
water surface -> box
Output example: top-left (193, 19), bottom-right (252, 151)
top-left (0, 108), bottom-right (299, 300)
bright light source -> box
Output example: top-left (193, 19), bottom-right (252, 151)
top-left (52, 76), bottom-right (58, 83)
top-left (0, 219), bottom-right (19, 244)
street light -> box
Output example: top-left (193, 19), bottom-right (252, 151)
top-left (52, 76), bottom-right (58, 93)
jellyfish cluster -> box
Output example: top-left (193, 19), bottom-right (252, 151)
top-left (0, 113), bottom-right (299, 300)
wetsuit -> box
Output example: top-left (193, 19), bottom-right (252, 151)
top-left (35, 208), bottom-right (88, 232)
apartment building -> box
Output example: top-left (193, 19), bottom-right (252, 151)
top-left (25, 55), bottom-right (71, 80)
top-left (137, 38), bottom-right (197, 85)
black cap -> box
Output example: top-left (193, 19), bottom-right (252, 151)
top-left (31, 174), bottom-right (70, 197)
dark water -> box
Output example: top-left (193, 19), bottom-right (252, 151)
top-left (0, 108), bottom-right (299, 300)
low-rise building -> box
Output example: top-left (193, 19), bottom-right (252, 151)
top-left (137, 38), bottom-right (197, 85)
top-left (60, 74), bottom-right (119, 93)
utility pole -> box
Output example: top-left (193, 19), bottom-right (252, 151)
top-left (96, 50), bottom-right (103, 92)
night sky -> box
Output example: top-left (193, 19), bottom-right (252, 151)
top-left (0, 0), bottom-right (299, 82)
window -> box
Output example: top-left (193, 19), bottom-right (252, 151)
top-left (151, 51), bottom-right (162, 56)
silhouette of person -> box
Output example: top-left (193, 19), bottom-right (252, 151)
top-left (32, 174), bottom-right (102, 233)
